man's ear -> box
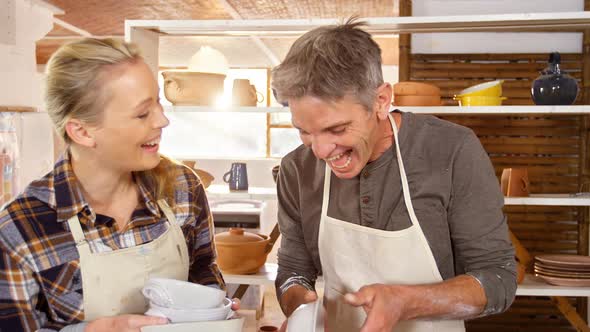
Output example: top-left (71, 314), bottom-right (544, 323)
top-left (374, 82), bottom-right (392, 121)
top-left (64, 119), bottom-right (96, 148)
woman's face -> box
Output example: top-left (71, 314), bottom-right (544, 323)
top-left (88, 60), bottom-right (169, 172)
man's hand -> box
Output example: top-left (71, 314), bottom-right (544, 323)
top-left (280, 284), bottom-right (318, 317)
top-left (85, 314), bottom-right (168, 332)
top-left (344, 283), bottom-right (408, 332)
top-left (278, 284), bottom-right (318, 332)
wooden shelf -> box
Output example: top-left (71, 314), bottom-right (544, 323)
top-left (401, 105), bottom-right (590, 115)
top-left (206, 187), bottom-right (590, 207)
top-left (504, 194), bottom-right (590, 206)
top-left (224, 264), bottom-right (590, 297)
top-left (0, 106), bottom-right (36, 113)
top-left (164, 105), bottom-right (286, 113)
top-left (206, 184), bottom-right (277, 201)
top-left (126, 12), bottom-right (590, 37)
top-left (517, 275), bottom-right (590, 297)
top-left (164, 105), bottom-right (590, 115)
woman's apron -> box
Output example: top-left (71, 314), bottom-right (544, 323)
top-left (67, 199), bottom-right (189, 321)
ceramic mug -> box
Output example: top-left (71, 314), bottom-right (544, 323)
top-left (500, 168), bottom-right (530, 197)
top-left (232, 79), bottom-right (263, 106)
top-left (223, 163), bottom-right (248, 191)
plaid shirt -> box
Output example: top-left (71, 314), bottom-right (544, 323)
top-left (0, 154), bottom-right (224, 331)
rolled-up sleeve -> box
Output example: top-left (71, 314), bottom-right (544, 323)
top-left (449, 130), bottom-right (517, 315)
top-left (275, 158), bottom-right (319, 300)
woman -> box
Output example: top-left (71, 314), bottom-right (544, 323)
top-left (0, 38), bottom-right (234, 332)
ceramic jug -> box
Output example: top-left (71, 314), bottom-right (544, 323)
top-left (232, 79), bottom-right (263, 106)
top-left (500, 168), bottom-right (530, 197)
top-left (531, 52), bottom-right (579, 105)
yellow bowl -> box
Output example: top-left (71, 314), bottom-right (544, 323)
top-left (457, 80), bottom-right (503, 97)
top-left (453, 95), bottom-right (507, 106)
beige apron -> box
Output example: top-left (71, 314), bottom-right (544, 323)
top-left (318, 113), bottom-right (465, 331)
top-left (67, 199), bottom-right (189, 321)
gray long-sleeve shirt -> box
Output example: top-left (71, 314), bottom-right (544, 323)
top-left (276, 111), bottom-right (517, 316)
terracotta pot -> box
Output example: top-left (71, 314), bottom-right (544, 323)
top-left (162, 71), bottom-right (225, 106)
top-left (393, 82), bottom-right (440, 96)
top-left (500, 168), bottom-right (530, 197)
top-left (393, 95), bottom-right (441, 106)
top-left (215, 228), bottom-right (271, 274)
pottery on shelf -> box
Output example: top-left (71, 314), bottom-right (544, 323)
top-left (214, 228), bottom-right (271, 274)
top-left (531, 52), bottom-right (579, 105)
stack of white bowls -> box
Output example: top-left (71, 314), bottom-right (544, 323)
top-left (142, 278), bottom-right (232, 323)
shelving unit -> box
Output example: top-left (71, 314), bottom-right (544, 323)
top-left (127, 14), bottom-right (590, 329)
top-left (224, 263), bottom-right (590, 298)
top-left (165, 105), bottom-right (590, 115)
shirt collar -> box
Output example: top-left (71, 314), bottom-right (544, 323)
top-left (53, 152), bottom-right (161, 223)
top-left (53, 152), bottom-right (91, 223)
top-left (134, 172), bottom-right (162, 217)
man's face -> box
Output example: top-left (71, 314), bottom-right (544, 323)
top-left (290, 94), bottom-right (383, 179)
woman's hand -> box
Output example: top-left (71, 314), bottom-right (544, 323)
top-left (85, 314), bottom-right (168, 332)
top-left (231, 297), bottom-right (241, 311)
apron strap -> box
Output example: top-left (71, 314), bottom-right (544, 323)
top-left (321, 164), bottom-right (331, 218)
top-left (388, 113), bottom-right (421, 229)
top-left (157, 199), bottom-right (177, 226)
top-left (66, 214), bottom-right (92, 254)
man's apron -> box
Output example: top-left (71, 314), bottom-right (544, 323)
top-left (318, 113), bottom-right (465, 331)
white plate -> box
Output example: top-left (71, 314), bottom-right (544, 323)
top-left (145, 298), bottom-right (232, 323)
top-left (141, 317), bottom-right (244, 332)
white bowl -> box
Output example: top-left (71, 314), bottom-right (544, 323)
top-left (142, 278), bottom-right (225, 309)
top-left (145, 297), bottom-right (232, 323)
top-left (288, 297), bottom-right (323, 332)
top-left (141, 317), bottom-right (244, 332)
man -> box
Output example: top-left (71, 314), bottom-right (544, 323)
top-left (271, 19), bottom-right (516, 332)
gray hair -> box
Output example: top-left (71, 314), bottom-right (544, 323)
top-left (271, 17), bottom-right (384, 111)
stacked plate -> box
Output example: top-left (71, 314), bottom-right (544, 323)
top-left (142, 278), bottom-right (233, 322)
top-left (534, 254), bottom-right (590, 287)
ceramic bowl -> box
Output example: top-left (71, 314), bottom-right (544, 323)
top-left (393, 95), bottom-right (441, 106)
top-left (142, 278), bottom-right (226, 309)
top-left (287, 297), bottom-right (323, 332)
top-left (457, 80), bottom-right (503, 97)
top-left (393, 81), bottom-right (440, 96)
top-left (454, 95), bottom-right (507, 106)
top-left (141, 317), bottom-right (244, 332)
top-left (145, 297), bottom-right (232, 323)
top-left (162, 71), bottom-right (226, 106)
top-left (215, 228), bottom-right (271, 274)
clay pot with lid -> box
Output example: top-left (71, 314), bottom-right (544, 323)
top-left (215, 228), bottom-right (271, 274)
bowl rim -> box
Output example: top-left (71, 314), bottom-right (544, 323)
top-left (458, 80), bottom-right (503, 96)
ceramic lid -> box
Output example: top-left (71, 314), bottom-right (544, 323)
top-left (215, 228), bottom-right (264, 244)
top-left (188, 46), bottom-right (229, 75)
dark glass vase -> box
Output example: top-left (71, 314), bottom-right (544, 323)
top-left (531, 52), bottom-right (578, 105)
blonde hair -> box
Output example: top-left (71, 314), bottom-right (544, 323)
top-left (45, 38), bottom-right (177, 202)
top-left (271, 18), bottom-right (383, 111)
